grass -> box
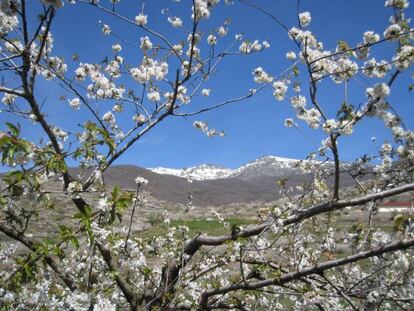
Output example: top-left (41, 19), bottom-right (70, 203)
top-left (140, 218), bottom-right (256, 239)
top-left (139, 210), bottom-right (398, 240)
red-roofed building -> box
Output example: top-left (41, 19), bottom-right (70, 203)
top-left (380, 201), bottom-right (412, 207)
top-left (378, 201), bottom-right (413, 212)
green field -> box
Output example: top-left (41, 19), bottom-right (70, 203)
top-left (141, 218), bottom-right (256, 238)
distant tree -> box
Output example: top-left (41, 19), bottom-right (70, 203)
top-left (1, 0), bottom-right (414, 310)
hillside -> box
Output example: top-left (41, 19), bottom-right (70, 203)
top-left (68, 156), bottom-right (355, 206)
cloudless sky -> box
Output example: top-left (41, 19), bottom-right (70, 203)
top-left (1, 0), bottom-right (414, 170)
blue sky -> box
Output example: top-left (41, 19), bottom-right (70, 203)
top-left (1, 0), bottom-right (413, 170)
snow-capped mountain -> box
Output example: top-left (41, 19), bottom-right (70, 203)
top-left (149, 164), bottom-right (233, 181)
top-left (149, 156), bottom-right (307, 181)
top-left (229, 156), bottom-right (301, 180)
top-left (64, 157), bottom-right (346, 206)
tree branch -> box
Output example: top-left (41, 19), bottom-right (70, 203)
top-left (0, 223), bottom-right (76, 291)
top-left (199, 238), bottom-right (414, 308)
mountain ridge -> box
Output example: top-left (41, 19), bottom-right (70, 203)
top-left (148, 155), bottom-right (307, 181)
top-left (1, 156), bottom-right (349, 206)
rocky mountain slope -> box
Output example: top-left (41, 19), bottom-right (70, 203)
top-left (148, 156), bottom-right (310, 181)
top-left (229, 156), bottom-right (304, 180)
top-left (1, 156), bottom-right (354, 207)
top-left (85, 156), bottom-right (352, 206)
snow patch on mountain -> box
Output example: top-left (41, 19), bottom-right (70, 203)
top-left (229, 156), bottom-right (301, 179)
top-left (149, 167), bottom-right (183, 177)
top-left (149, 156), bottom-right (338, 181)
top-left (232, 156), bottom-right (299, 174)
top-left (149, 156), bottom-right (337, 181)
top-left (149, 164), bottom-right (233, 180)
top-left (149, 156), bottom-right (306, 180)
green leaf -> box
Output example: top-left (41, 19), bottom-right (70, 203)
top-left (393, 214), bottom-right (406, 232)
top-left (292, 66), bottom-right (299, 76)
top-left (5, 170), bottom-right (24, 183)
top-left (0, 134), bottom-right (11, 148)
top-left (111, 185), bottom-right (120, 202)
top-left (105, 136), bottom-right (116, 155)
top-left (46, 153), bottom-right (68, 173)
top-left (337, 40), bottom-right (350, 52)
top-left (5, 122), bottom-right (20, 137)
top-left (277, 178), bottom-right (289, 187)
